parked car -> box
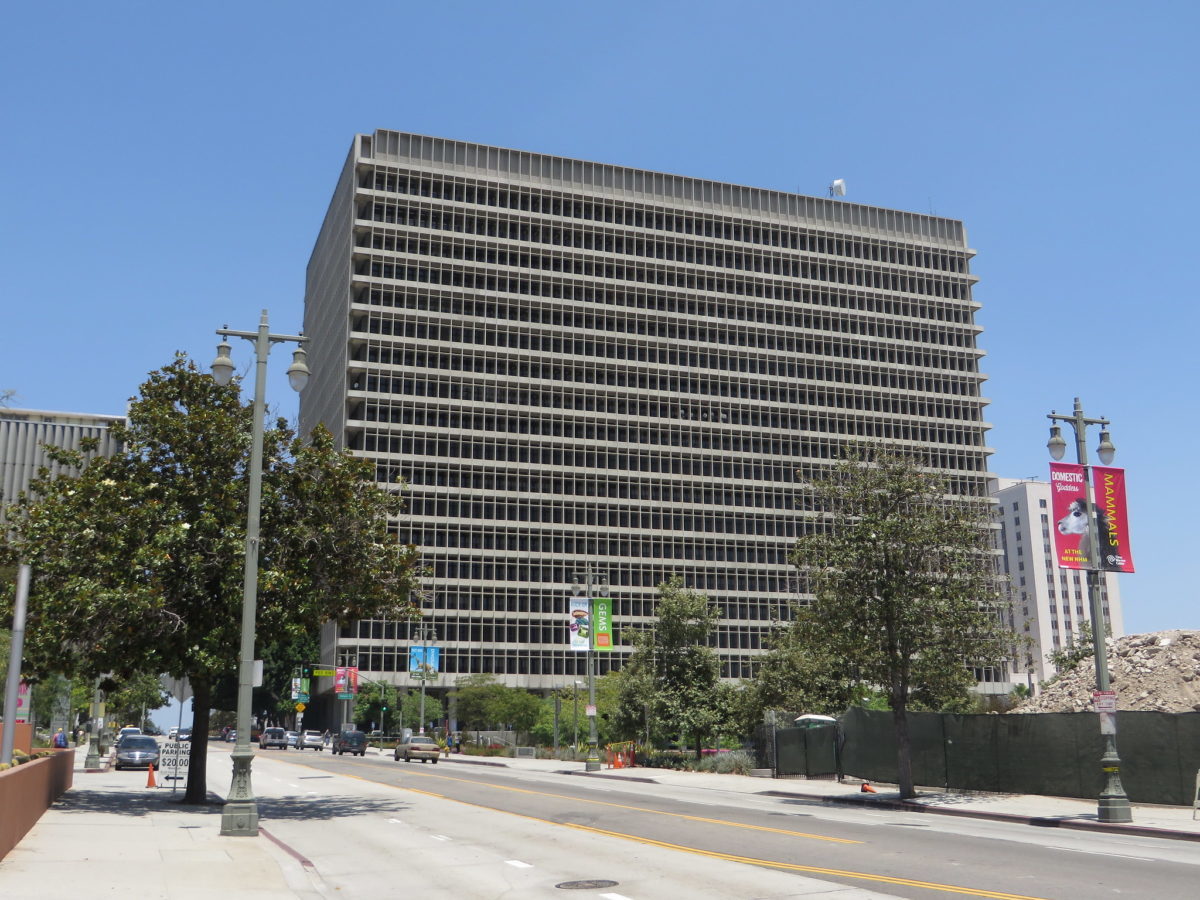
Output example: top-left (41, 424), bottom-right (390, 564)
top-left (394, 734), bottom-right (440, 764)
top-left (332, 730), bottom-right (367, 756)
top-left (115, 735), bottom-right (161, 770)
top-left (286, 730), bottom-right (300, 748)
top-left (298, 730), bottom-right (325, 751)
top-left (259, 727), bottom-right (289, 750)
top-left (115, 726), bottom-right (142, 748)
top-left (225, 730), bottom-right (237, 743)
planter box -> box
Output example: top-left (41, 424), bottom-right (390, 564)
top-left (0, 750), bottom-right (74, 860)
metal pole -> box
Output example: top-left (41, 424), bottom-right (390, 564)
top-left (418, 626), bottom-right (428, 734)
top-left (585, 571), bottom-right (601, 772)
top-left (221, 312), bottom-right (270, 836)
top-left (84, 678), bottom-right (101, 769)
top-left (1, 564), bottom-right (31, 765)
top-left (1049, 398), bottom-right (1132, 824)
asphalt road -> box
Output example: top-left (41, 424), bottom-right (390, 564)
top-left (242, 749), bottom-right (1200, 900)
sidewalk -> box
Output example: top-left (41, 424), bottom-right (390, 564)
top-left (1, 743), bottom-right (1196, 899)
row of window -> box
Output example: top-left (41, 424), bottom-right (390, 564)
top-left (357, 320), bottom-right (979, 376)
top-left (422, 558), bottom-right (793, 593)
top-left (365, 168), bottom-right (969, 273)
top-left (407, 524), bottom-right (799, 553)
top-left (358, 223), bottom-right (970, 300)
top-left (355, 398), bottom-right (982, 449)
top-left (360, 275), bottom-right (976, 328)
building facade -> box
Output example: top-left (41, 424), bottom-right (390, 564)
top-left (995, 477), bottom-right (1125, 690)
top-left (1, 408), bottom-right (125, 526)
top-left (300, 130), bottom-right (994, 696)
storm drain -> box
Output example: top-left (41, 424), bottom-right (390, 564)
top-left (555, 880), bottom-right (620, 890)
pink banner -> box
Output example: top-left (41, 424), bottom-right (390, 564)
top-left (1050, 462), bottom-right (1090, 570)
top-left (1092, 466), bottom-right (1135, 573)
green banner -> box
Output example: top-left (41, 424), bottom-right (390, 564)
top-left (593, 597), bottom-right (613, 651)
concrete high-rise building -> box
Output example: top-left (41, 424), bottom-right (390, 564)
top-left (995, 477), bottom-right (1124, 690)
top-left (301, 130), bottom-right (993, 697)
top-left (1, 408), bottom-right (124, 527)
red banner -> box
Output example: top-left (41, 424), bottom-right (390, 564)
top-left (1092, 466), bottom-right (1135, 573)
top-left (1049, 462), bottom-right (1090, 570)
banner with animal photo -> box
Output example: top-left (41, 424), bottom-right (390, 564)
top-left (567, 597), bottom-right (590, 652)
top-left (1091, 466), bottom-right (1135, 573)
top-left (1049, 462), bottom-right (1090, 570)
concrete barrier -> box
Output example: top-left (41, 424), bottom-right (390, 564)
top-left (0, 749), bottom-right (74, 860)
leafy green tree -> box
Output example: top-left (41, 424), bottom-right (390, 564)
top-left (1045, 618), bottom-right (1103, 677)
top-left (1, 356), bottom-right (421, 802)
top-left (498, 689), bottom-right (542, 737)
top-left (454, 674), bottom-right (507, 736)
top-left (790, 449), bottom-right (1012, 799)
top-left (617, 577), bottom-right (724, 758)
top-left (398, 690), bottom-right (443, 733)
top-left (104, 673), bottom-right (170, 730)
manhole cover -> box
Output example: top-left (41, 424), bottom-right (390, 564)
top-left (555, 880), bottom-right (620, 890)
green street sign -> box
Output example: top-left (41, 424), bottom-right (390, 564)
top-left (312, 668), bottom-right (335, 677)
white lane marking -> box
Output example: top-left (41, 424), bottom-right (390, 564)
top-left (430, 834), bottom-right (450, 842)
top-left (505, 860), bottom-right (533, 868)
top-left (388, 818), bottom-right (403, 824)
top-left (600, 894), bottom-right (633, 900)
top-left (288, 783), bottom-right (299, 788)
top-left (1048, 846), bottom-right (1154, 861)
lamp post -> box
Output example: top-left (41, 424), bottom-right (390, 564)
top-left (413, 622), bottom-right (436, 734)
top-left (573, 680), bottom-right (583, 752)
top-left (210, 310), bottom-right (309, 837)
top-left (570, 568), bottom-right (609, 772)
top-left (1047, 397), bottom-right (1132, 824)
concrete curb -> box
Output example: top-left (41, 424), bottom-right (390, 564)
top-left (758, 788), bottom-right (1200, 843)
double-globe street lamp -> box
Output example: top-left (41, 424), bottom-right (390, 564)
top-left (211, 310), bottom-right (309, 837)
top-left (1046, 397), bottom-right (1132, 824)
top-left (570, 568), bottom-right (609, 772)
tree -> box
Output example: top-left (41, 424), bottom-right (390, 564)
top-left (1045, 619), bottom-right (1101, 677)
top-left (454, 674), bottom-right (507, 737)
top-left (616, 577), bottom-right (724, 758)
top-left (103, 672), bottom-right (170, 730)
top-left (790, 449), bottom-right (1012, 799)
top-left (1, 356), bottom-right (421, 802)
top-left (398, 690), bottom-right (443, 733)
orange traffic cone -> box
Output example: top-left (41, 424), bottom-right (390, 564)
top-left (147, 764), bottom-right (157, 788)
top-left (860, 782), bottom-right (877, 793)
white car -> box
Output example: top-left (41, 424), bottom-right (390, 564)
top-left (298, 729), bottom-right (325, 751)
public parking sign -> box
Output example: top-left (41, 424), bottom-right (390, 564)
top-left (160, 741), bottom-right (192, 783)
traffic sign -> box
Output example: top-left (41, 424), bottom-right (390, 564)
top-left (295, 702), bottom-right (307, 712)
top-left (312, 668), bottom-right (335, 677)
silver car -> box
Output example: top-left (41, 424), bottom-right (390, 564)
top-left (115, 735), bottom-right (160, 770)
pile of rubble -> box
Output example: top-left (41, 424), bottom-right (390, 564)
top-left (1011, 630), bottom-right (1200, 714)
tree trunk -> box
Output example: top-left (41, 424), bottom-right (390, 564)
top-left (182, 678), bottom-right (211, 805)
top-left (892, 703), bottom-right (915, 799)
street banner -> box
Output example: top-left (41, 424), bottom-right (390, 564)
top-left (1092, 466), bottom-right (1136, 573)
top-left (14, 680), bottom-right (31, 723)
top-left (568, 597), bottom-right (590, 652)
top-left (335, 666), bottom-right (359, 699)
top-left (1049, 462), bottom-right (1090, 570)
top-left (593, 597), bottom-right (613, 651)
top-left (410, 646), bottom-right (440, 679)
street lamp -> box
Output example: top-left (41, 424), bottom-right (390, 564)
top-left (573, 680), bottom-right (583, 752)
top-left (1046, 397), bottom-right (1132, 824)
top-left (412, 620), bottom-right (436, 734)
top-left (210, 310), bottom-right (309, 837)
top-left (570, 568), bottom-right (609, 772)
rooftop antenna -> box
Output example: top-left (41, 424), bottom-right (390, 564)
top-left (828, 178), bottom-right (846, 198)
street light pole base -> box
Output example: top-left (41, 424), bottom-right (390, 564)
top-left (220, 799), bottom-right (259, 835)
top-left (1097, 796), bottom-right (1132, 824)
top-left (585, 757), bottom-right (601, 772)
top-left (220, 747), bottom-right (258, 836)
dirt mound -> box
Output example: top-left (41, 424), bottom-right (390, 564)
top-left (1011, 630), bottom-right (1200, 714)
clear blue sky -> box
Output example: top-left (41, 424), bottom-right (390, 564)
top-left (4, 2), bottom-right (1196, 636)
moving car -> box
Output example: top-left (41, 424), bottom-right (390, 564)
top-left (259, 727), bottom-right (289, 749)
top-left (394, 734), bottom-right (440, 764)
top-left (225, 730), bottom-right (237, 743)
top-left (332, 730), bottom-right (367, 756)
top-left (167, 727), bottom-right (178, 740)
top-left (298, 729), bottom-right (325, 751)
top-left (115, 735), bottom-right (161, 771)
top-left (176, 728), bottom-right (193, 742)
top-left (115, 726), bottom-right (142, 748)
top-left (286, 731), bottom-right (299, 748)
